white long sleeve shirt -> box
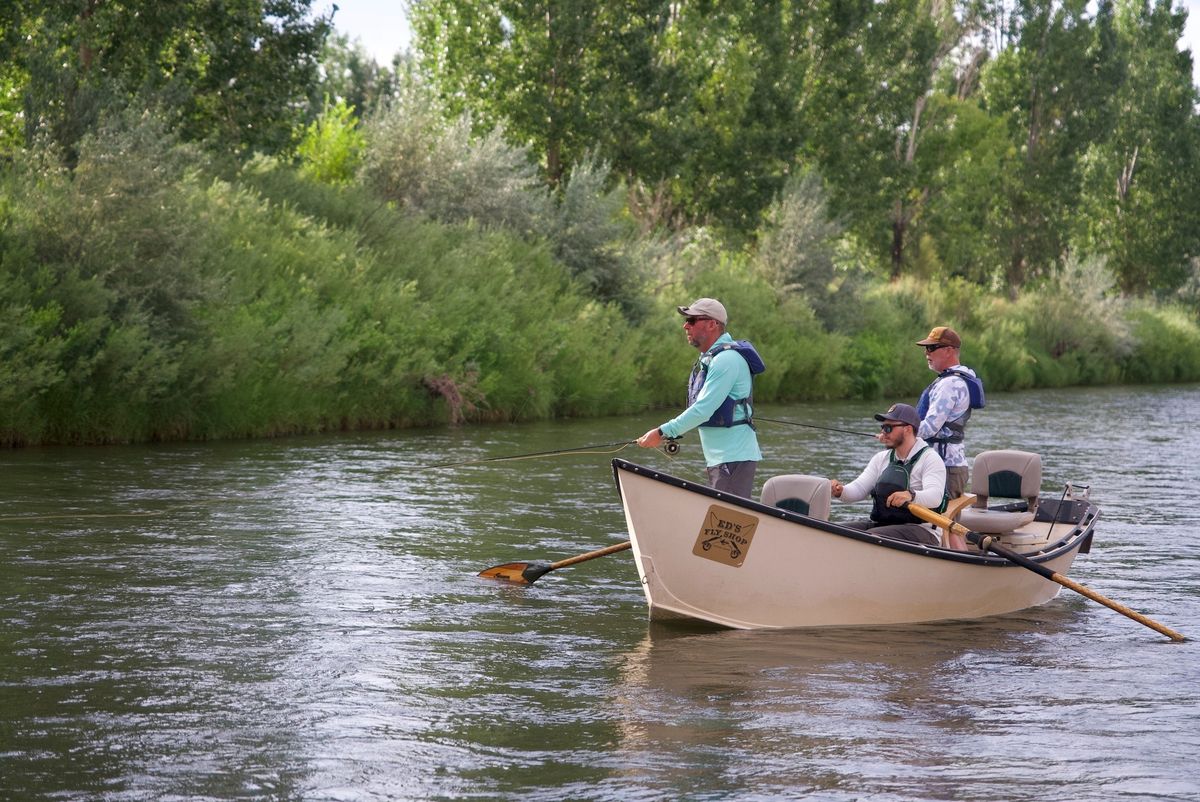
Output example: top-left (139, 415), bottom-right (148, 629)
top-left (837, 438), bottom-right (947, 510)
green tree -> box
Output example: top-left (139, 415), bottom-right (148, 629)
top-left (644, 1), bottom-right (815, 232)
top-left (411, 1), bottom-right (817, 230)
top-left (791, 0), bottom-right (958, 272)
top-left (977, 0), bottom-right (1121, 293)
top-left (921, 95), bottom-right (1014, 283)
top-left (412, 0), bottom-right (620, 186)
top-left (1075, 0), bottom-right (1200, 295)
top-left (0, 0), bottom-right (332, 164)
top-left (0, 61), bottom-right (24, 159)
top-left (312, 31), bottom-right (407, 117)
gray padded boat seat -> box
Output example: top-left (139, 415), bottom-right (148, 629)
top-left (760, 475), bottom-right (832, 520)
top-left (957, 450), bottom-right (1041, 533)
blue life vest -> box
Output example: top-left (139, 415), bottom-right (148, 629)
top-left (869, 446), bottom-right (947, 524)
top-left (687, 340), bottom-right (766, 428)
top-left (916, 367), bottom-right (985, 451)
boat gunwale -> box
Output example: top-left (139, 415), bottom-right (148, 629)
top-left (611, 457), bottom-right (1097, 568)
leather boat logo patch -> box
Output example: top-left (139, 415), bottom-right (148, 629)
top-left (693, 505), bottom-right (758, 567)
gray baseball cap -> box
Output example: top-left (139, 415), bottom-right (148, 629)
top-left (873, 403), bottom-right (921, 428)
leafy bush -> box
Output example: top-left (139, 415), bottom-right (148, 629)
top-left (2, 104), bottom-right (1198, 448)
top-left (1121, 303), bottom-right (1200, 383)
top-left (296, 97), bottom-right (366, 185)
top-left (543, 155), bottom-right (644, 316)
top-left (0, 112), bottom-right (208, 443)
top-left (755, 170), bottom-right (841, 300)
top-left (360, 91), bottom-right (547, 232)
top-left (1011, 258), bottom-right (1129, 387)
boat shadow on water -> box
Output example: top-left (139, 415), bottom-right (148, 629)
top-left (627, 606), bottom-right (1085, 685)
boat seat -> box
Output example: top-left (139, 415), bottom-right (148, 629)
top-left (760, 475), bottom-right (831, 520)
top-left (957, 450), bottom-right (1041, 534)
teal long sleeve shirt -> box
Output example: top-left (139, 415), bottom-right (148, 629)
top-left (659, 333), bottom-right (763, 467)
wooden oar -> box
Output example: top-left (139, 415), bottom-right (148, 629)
top-left (907, 503), bottom-right (1186, 642)
top-left (478, 541), bottom-right (632, 585)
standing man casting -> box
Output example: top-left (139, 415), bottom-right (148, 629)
top-left (637, 298), bottom-right (764, 498)
top-left (830, 403), bottom-right (950, 547)
top-left (915, 326), bottom-right (984, 499)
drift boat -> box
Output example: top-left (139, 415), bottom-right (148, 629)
top-left (612, 451), bottom-right (1100, 630)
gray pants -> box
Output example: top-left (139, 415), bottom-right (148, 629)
top-left (843, 520), bottom-right (940, 546)
top-left (705, 461), bottom-right (757, 499)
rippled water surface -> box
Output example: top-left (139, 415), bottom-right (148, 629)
top-left (2, 385), bottom-right (1198, 801)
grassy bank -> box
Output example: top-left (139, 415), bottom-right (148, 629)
top-left (2, 114), bottom-right (1198, 446)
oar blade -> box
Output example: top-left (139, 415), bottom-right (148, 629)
top-left (477, 561), bottom-right (553, 585)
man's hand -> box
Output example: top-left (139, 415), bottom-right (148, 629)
top-left (637, 427), bottom-right (663, 448)
top-left (830, 479), bottom-right (844, 498)
top-left (887, 490), bottom-right (915, 508)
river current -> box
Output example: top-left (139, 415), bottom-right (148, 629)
top-left (2, 385), bottom-right (1197, 801)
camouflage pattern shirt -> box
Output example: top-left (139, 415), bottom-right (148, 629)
top-left (916, 365), bottom-right (978, 468)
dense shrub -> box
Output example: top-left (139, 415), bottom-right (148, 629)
top-left (1121, 304), bottom-right (1200, 383)
top-left (1, 108), bottom-right (1198, 447)
top-left (296, 98), bottom-right (365, 185)
top-left (360, 92), bottom-right (547, 232)
top-left (755, 170), bottom-right (840, 300)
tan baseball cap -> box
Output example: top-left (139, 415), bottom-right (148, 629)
top-left (676, 298), bottom-right (728, 325)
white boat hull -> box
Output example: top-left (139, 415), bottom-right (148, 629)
top-left (613, 459), bottom-right (1098, 630)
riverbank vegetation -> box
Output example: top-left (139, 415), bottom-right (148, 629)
top-left (2, 1), bottom-right (1199, 446)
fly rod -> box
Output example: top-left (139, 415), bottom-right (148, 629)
top-left (756, 416), bottom-right (878, 438)
top-left (420, 438), bottom-right (680, 469)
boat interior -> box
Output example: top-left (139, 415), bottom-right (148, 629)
top-left (760, 449), bottom-right (1094, 556)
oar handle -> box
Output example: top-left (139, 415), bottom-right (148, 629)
top-left (906, 503), bottom-right (1186, 642)
top-left (550, 540), bottom-right (631, 570)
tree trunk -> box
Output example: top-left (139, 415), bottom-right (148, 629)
top-left (891, 202), bottom-right (906, 279)
top-left (1006, 252), bottom-right (1025, 301)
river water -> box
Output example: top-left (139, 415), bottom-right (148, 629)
top-left (2, 385), bottom-right (1197, 801)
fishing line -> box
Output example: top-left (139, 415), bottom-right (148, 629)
top-left (420, 438), bottom-right (680, 470)
top-left (756, 416), bottom-right (878, 438)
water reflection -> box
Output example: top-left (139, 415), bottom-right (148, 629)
top-left (608, 615), bottom-right (1081, 799)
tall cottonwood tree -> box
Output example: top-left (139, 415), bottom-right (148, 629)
top-left (411, 0), bottom-right (622, 186)
top-left (789, 0), bottom-right (982, 275)
top-left (0, 0), bottom-right (331, 164)
top-left (1075, 0), bottom-right (1200, 294)
top-left (407, 0), bottom-right (1200, 293)
top-left (412, 0), bottom-right (816, 228)
top-left (977, 0), bottom-right (1121, 293)
top-left (882, 0), bottom-right (985, 277)
top-left (617, 1), bottom-right (816, 230)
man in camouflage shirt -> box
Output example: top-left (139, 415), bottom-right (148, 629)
top-left (915, 326), bottom-right (984, 499)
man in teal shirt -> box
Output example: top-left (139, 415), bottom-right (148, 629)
top-left (637, 298), bottom-right (764, 497)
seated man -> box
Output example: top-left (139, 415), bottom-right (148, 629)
top-left (829, 403), bottom-right (948, 547)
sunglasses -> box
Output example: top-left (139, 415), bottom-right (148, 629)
top-left (923, 344), bottom-right (950, 353)
top-left (879, 422), bottom-right (910, 434)
top-left (685, 317), bottom-right (711, 325)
